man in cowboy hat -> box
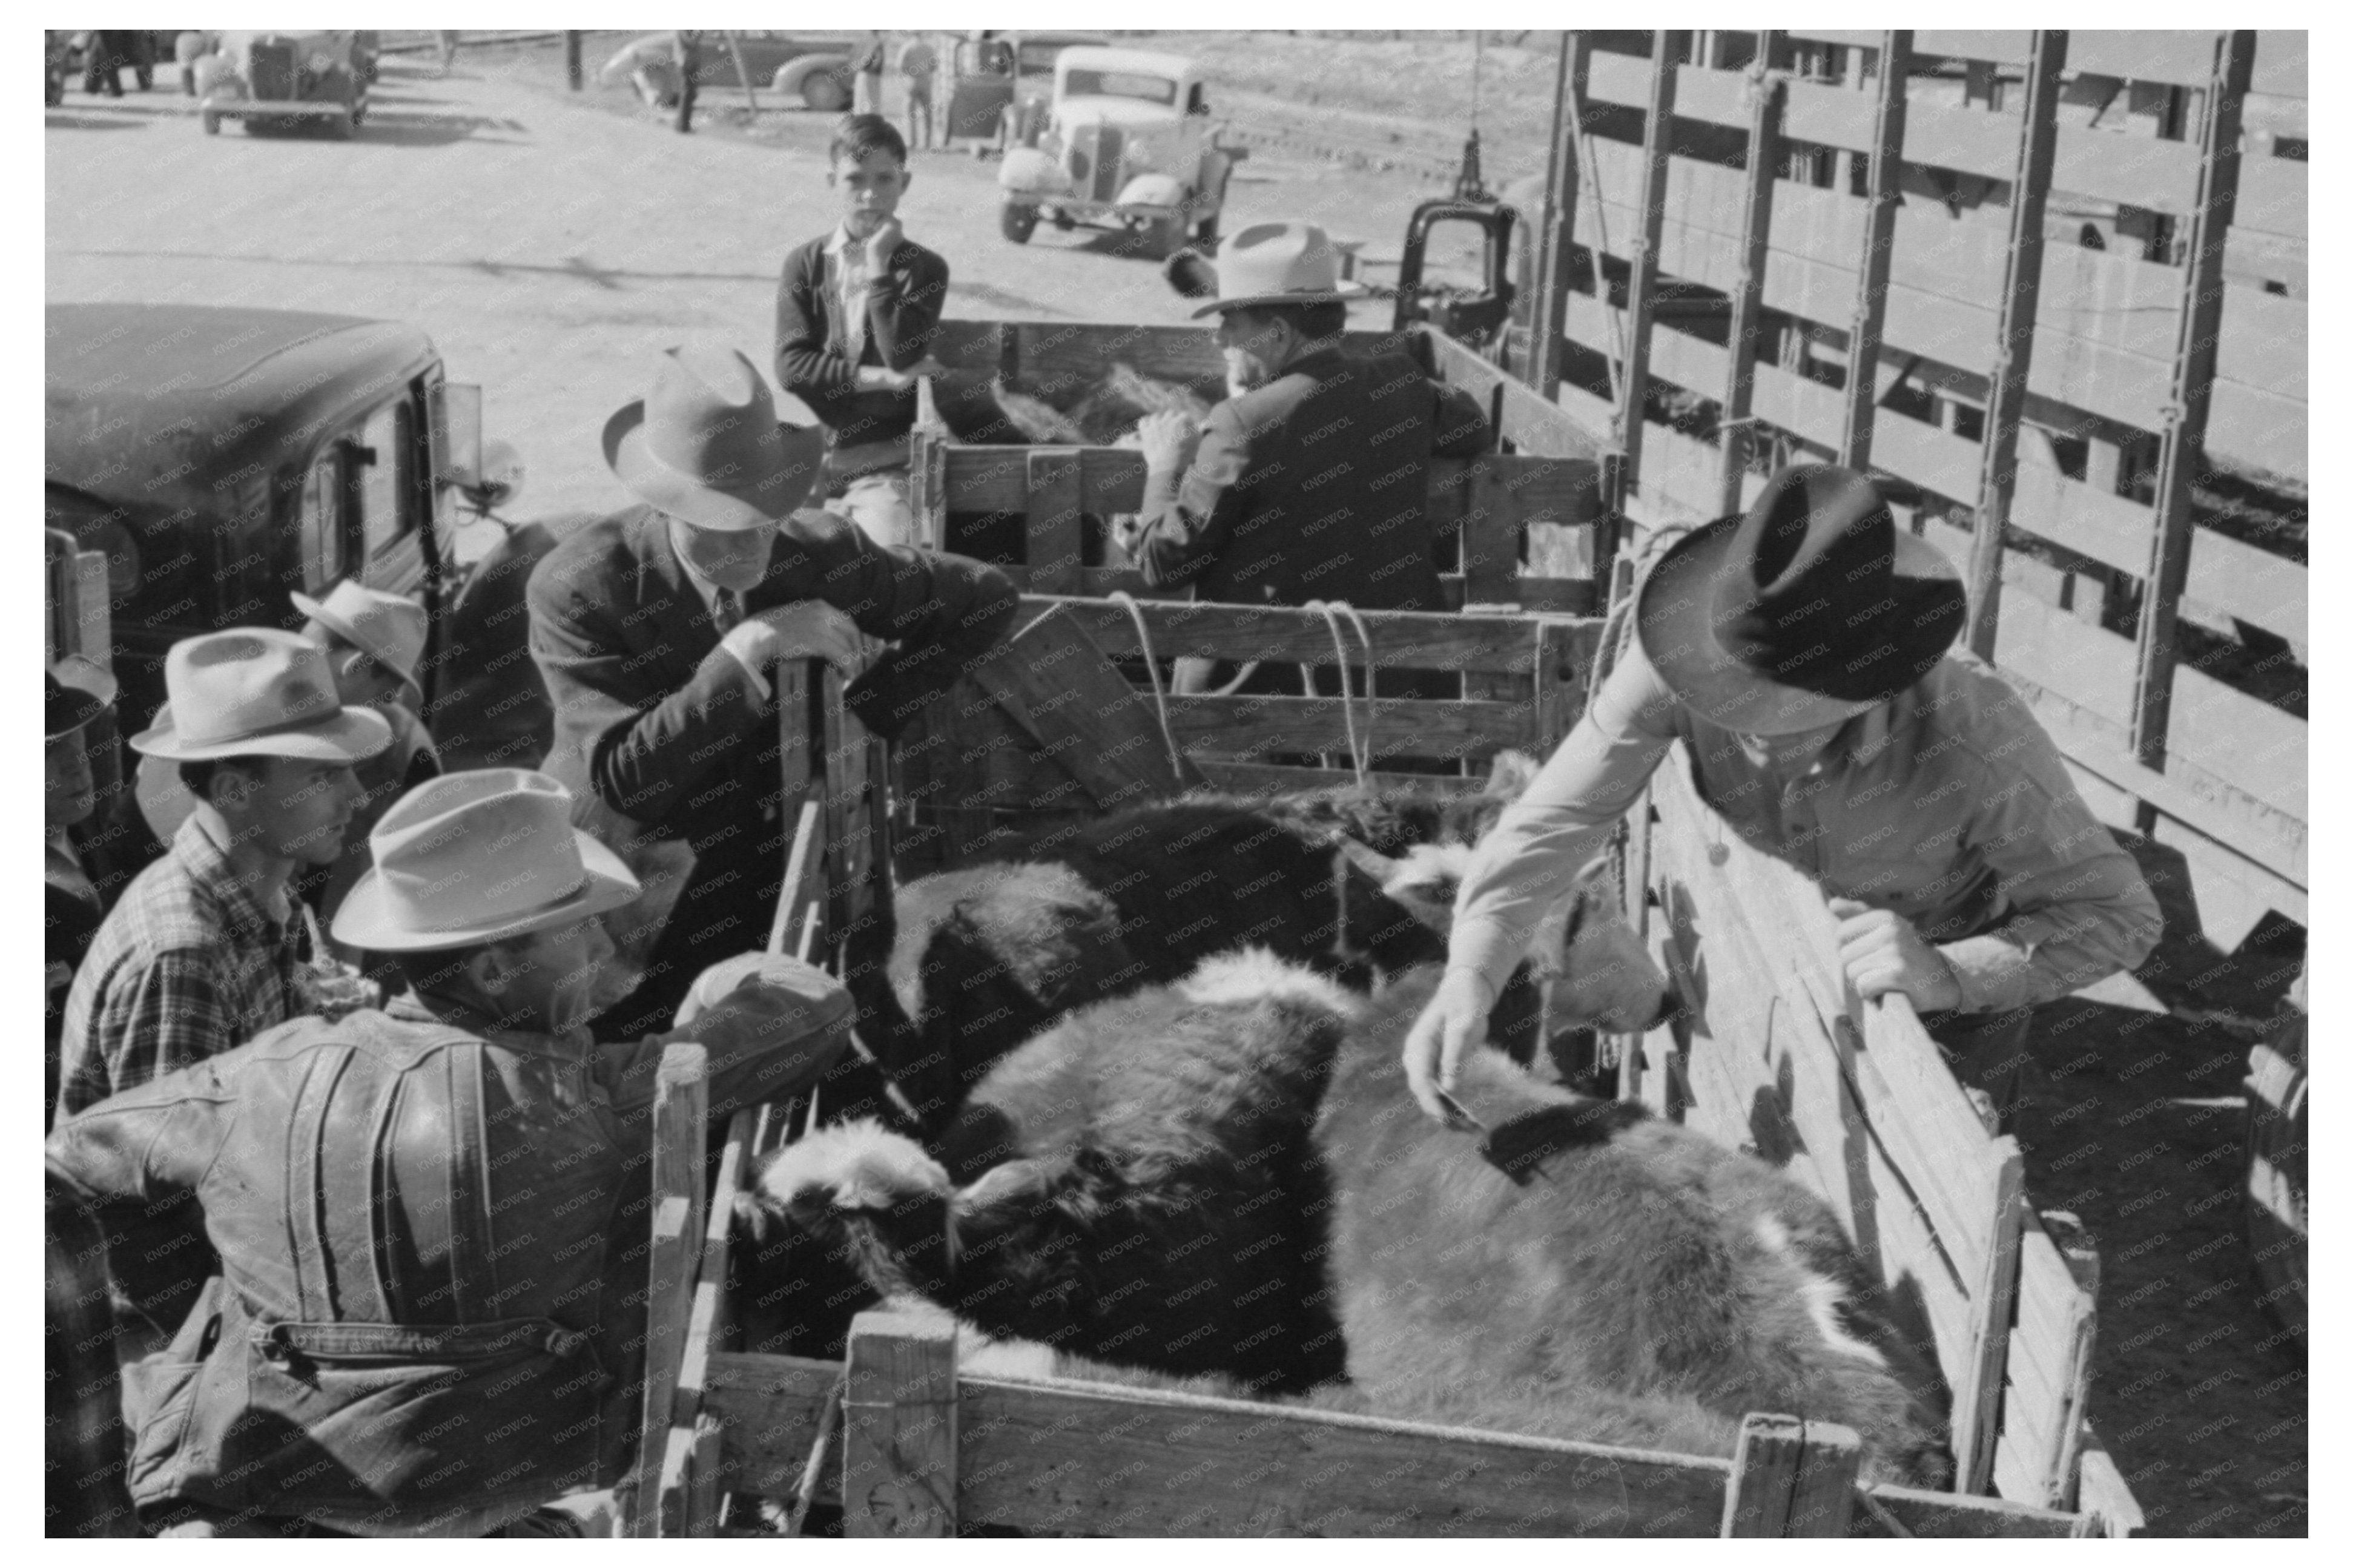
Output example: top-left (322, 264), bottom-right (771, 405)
top-left (529, 344), bottom-right (1015, 1041)
top-left (136, 581), bottom-right (443, 941)
top-left (1403, 464), bottom-right (2162, 1123)
top-left (47, 768), bottom-right (854, 1536)
top-left (1129, 220), bottom-right (1490, 694)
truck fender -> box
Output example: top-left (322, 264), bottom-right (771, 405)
top-left (774, 54), bottom-right (847, 93)
top-left (999, 146), bottom-right (1069, 197)
top-left (1118, 171), bottom-right (1189, 211)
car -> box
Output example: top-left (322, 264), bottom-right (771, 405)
top-left (942, 31), bottom-right (1108, 151)
top-left (996, 47), bottom-right (1245, 259)
top-left (601, 30), bottom-right (863, 112)
top-left (194, 30), bottom-right (371, 137)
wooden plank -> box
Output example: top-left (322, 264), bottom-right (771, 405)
top-left (2234, 150), bottom-right (2306, 240)
top-left (2027, 1211), bottom-right (2099, 1508)
top-left (631, 1042), bottom-right (708, 1537)
top-left (1462, 457), bottom-right (1529, 604)
top-left (967, 602), bottom-right (1201, 810)
top-left (1528, 33), bottom-right (1594, 400)
top-left (1844, 31), bottom-right (1911, 470)
top-left (1190, 759), bottom-right (1490, 799)
top-left (2249, 30), bottom-right (2306, 100)
top-left (1952, 1143), bottom-right (2025, 1495)
top-left (664, 1107), bottom-right (757, 1534)
top-left (842, 1307), bottom-right (959, 1537)
top-left (1964, 31), bottom-right (2068, 660)
top-left (1428, 332), bottom-right (1619, 462)
top-left (954, 1373), bottom-right (1736, 1537)
top-left (2067, 30), bottom-right (2223, 87)
top-left (1718, 44), bottom-right (1782, 513)
top-left (2166, 664), bottom-right (2306, 820)
top-left (1860, 1481), bottom-right (2086, 1538)
top-left (1993, 582), bottom-right (2137, 726)
top-left (2134, 31), bottom-right (2258, 766)
top-left (1023, 448), bottom-right (1082, 596)
top-left (1909, 31), bottom-right (2030, 66)
top-left (2073, 1432), bottom-right (2144, 1537)
top-left (2206, 380), bottom-right (2308, 484)
top-left (1614, 33), bottom-right (1680, 492)
top-left (1040, 595), bottom-right (1562, 673)
top-left (1163, 693), bottom-right (1536, 764)
top-left (1720, 1415), bottom-right (1861, 1537)
top-left (708, 1351), bottom-right (848, 1500)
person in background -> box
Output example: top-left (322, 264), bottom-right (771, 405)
top-left (47, 769), bottom-right (856, 1536)
top-left (1400, 464), bottom-right (2164, 1125)
top-left (135, 582), bottom-right (441, 947)
top-left (435, 28), bottom-right (459, 76)
top-left (47, 665), bottom-right (114, 1125)
top-left (899, 32), bottom-right (937, 151)
top-left (673, 28), bottom-right (700, 133)
top-left (774, 114), bottom-right (951, 548)
top-left (851, 29), bottom-right (885, 116)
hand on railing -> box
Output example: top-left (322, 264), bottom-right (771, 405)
top-left (1827, 898), bottom-right (1962, 1015)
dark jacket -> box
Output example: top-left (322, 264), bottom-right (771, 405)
top-left (528, 506), bottom-right (1014, 1033)
top-left (774, 232), bottom-right (951, 452)
top-left (1132, 347), bottom-right (1490, 611)
top-left (44, 983), bottom-right (851, 1528)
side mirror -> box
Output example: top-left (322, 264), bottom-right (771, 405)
top-left (429, 380), bottom-right (483, 490)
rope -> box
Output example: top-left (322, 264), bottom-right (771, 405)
top-left (1304, 599), bottom-right (1378, 789)
top-left (1107, 591), bottom-right (1188, 782)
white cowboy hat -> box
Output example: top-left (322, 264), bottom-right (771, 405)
top-left (130, 628), bottom-right (392, 763)
top-left (603, 346), bottom-right (828, 533)
top-left (332, 769), bottom-right (642, 952)
top-left (292, 581), bottom-right (431, 707)
top-left (1186, 221), bottom-right (1367, 318)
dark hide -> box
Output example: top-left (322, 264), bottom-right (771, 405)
top-left (847, 800), bottom-right (1453, 1133)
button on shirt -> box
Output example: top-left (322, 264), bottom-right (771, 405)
top-left (1448, 642), bottom-right (2162, 1017)
top-left (56, 812), bottom-right (308, 1122)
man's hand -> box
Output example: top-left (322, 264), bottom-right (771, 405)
top-left (1828, 897), bottom-right (1963, 1013)
top-left (1137, 409), bottom-right (1200, 473)
top-left (721, 601), bottom-right (869, 676)
top-left (1402, 967), bottom-right (1496, 1125)
top-left (862, 214), bottom-right (905, 271)
top-left (863, 355), bottom-right (951, 394)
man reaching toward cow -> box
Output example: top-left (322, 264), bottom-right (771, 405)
top-left (1402, 464), bottom-right (2163, 1123)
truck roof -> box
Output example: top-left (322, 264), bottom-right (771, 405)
top-left (45, 302), bottom-right (439, 512)
top-left (1055, 45), bottom-right (1196, 83)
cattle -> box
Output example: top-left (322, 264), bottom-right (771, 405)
top-left (845, 758), bottom-right (1666, 1135)
top-left (756, 950), bottom-right (1952, 1486)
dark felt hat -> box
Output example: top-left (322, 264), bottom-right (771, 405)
top-left (1634, 464), bottom-right (1965, 735)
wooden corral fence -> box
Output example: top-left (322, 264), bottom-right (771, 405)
top-left (626, 1047), bottom-right (2119, 1538)
top-left (1625, 749), bottom-right (2138, 1531)
top-left (917, 319), bottom-right (1613, 614)
top-left (1497, 28), bottom-right (2306, 947)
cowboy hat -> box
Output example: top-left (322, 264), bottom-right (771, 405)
top-left (332, 769), bottom-right (642, 952)
top-left (604, 345), bottom-right (827, 533)
top-left (292, 581), bottom-right (430, 707)
top-left (1179, 221), bottom-right (1367, 318)
top-left (1635, 463), bottom-right (1965, 736)
top-left (45, 656), bottom-right (114, 740)
top-left (130, 628), bottom-right (393, 763)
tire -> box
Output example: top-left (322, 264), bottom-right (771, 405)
top-left (1000, 202), bottom-right (1037, 245)
top-left (802, 71), bottom-right (848, 113)
top-left (2244, 1006), bottom-right (2307, 1348)
top-left (200, 107), bottom-right (219, 134)
top-left (134, 64), bottom-right (152, 91)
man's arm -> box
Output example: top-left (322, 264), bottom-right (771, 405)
top-left (774, 242), bottom-right (857, 403)
top-left (771, 515), bottom-right (1018, 737)
top-left (47, 1056), bottom-right (236, 1210)
top-left (1130, 401), bottom-right (1256, 590)
top-left (527, 544), bottom-right (771, 831)
top-left (61, 947), bottom-right (240, 1120)
top-left (1935, 702), bottom-right (2164, 1013)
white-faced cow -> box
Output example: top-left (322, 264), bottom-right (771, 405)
top-left (758, 950), bottom-right (1952, 1486)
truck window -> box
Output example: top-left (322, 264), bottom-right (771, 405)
top-left (298, 452), bottom-right (346, 592)
top-left (355, 399), bottom-right (415, 559)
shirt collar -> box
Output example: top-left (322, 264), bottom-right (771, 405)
top-left (173, 811), bottom-right (291, 943)
top-left (663, 515), bottom-right (730, 614)
top-left (823, 223), bottom-right (859, 258)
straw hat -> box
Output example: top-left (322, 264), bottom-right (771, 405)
top-left (603, 346), bottom-right (827, 533)
top-left (292, 581), bottom-right (430, 707)
top-left (332, 769), bottom-right (641, 952)
top-left (1183, 221), bottom-right (1366, 318)
top-left (1634, 464), bottom-right (1966, 736)
top-left (130, 628), bottom-right (392, 763)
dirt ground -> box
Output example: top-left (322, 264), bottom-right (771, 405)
top-left (45, 32), bottom-right (2305, 1538)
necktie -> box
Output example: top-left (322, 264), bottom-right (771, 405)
top-left (842, 249), bottom-right (869, 364)
top-left (713, 587), bottom-right (742, 634)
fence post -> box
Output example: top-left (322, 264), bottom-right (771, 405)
top-left (1717, 34), bottom-right (1784, 514)
top-left (1964, 30), bottom-right (2069, 660)
top-left (631, 1042), bottom-right (708, 1537)
top-left (1720, 1413), bottom-right (1861, 1536)
top-left (842, 1306), bottom-right (960, 1537)
top-left (2131, 30), bottom-right (2257, 766)
top-left (1839, 31), bottom-right (1910, 471)
top-left (1528, 33), bottom-right (1594, 401)
top-left (1614, 31), bottom-right (1680, 495)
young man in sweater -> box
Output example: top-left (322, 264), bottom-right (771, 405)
top-left (774, 114), bottom-right (951, 549)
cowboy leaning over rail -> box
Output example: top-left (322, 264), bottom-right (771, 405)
top-left (46, 769), bottom-right (854, 1537)
top-left (1403, 464), bottom-right (2163, 1123)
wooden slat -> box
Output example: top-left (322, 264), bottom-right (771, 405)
top-left (2249, 30), bottom-right (2306, 99)
top-left (1428, 332), bottom-right (1619, 461)
top-left (632, 1043), bottom-right (708, 1537)
top-left (2185, 530), bottom-right (2305, 648)
top-left (1909, 31), bottom-right (2031, 66)
top-left (842, 1308), bottom-right (959, 1537)
top-left (1023, 448), bottom-right (1082, 596)
top-left (1952, 1143), bottom-right (2025, 1495)
top-left (1058, 565), bottom-right (1597, 615)
top-left (1039, 595), bottom-right (1554, 674)
top-left (1718, 44), bottom-right (1783, 513)
top-left (1163, 693), bottom-right (1535, 763)
top-left (1189, 759), bottom-right (1490, 799)
top-left (966, 602), bottom-right (1201, 809)
top-left (2166, 664), bottom-right (2306, 820)
top-left (2066, 30), bottom-right (2223, 87)
top-left (1992, 573), bottom-right (2139, 726)
top-left (1720, 1415), bottom-right (1861, 1537)
top-left (954, 1374), bottom-right (1736, 1537)
top-left (1860, 1481), bottom-right (2085, 1538)
top-left (1784, 28), bottom-right (1890, 53)
top-left (2206, 380), bottom-right (2308, 484)
top-left (1528, 33), bottom-right (1593, 400)
top-left (661, 1107), bottom-right (757, 1535)
top-left (1615, 33), bottom-right (1681, 489)
top-left (708, 1351), bottom-right (848, 1500)
top-left (2234, 149), bottom-right (2306, 240)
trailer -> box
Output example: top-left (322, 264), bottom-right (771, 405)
top-left (602, 298), bottom-right (2143, 1524)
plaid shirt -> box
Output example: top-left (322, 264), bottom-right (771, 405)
top-left (54, 813), bottom-right (308, 1123)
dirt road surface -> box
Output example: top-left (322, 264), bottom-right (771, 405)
top-left (45, 37), bottom-right (2304, 1540)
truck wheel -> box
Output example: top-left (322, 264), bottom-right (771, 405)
top-left (2245, 1003), bottom-right (2307, 1347)
top-left (1193, 212), bottom-right (1219, 246)
top-left (200, 107), bottom-right (219, 133)
top-left (1001, 203), bottom-right (1037, 245)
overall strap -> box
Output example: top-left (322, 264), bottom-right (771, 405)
top-left (438, 1036), bottom-right (495, 1321)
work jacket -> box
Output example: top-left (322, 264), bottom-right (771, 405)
top-left (45, 968), bottom-right (851, 1532)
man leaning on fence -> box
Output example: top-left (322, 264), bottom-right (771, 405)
top-left (45, 768), bottom-right (854, 1536)
top-left (1401, 464), bottom-right (2163, 1124)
